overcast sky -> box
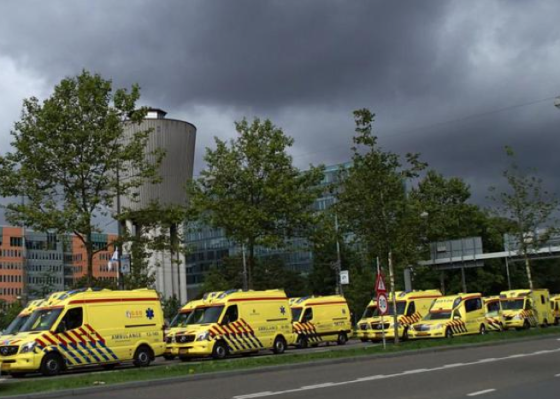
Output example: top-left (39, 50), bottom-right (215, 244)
top-left (1, 0), bottom-right (560, 228)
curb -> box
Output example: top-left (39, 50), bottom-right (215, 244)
top-left (4, 332), bottom-right (559, 399)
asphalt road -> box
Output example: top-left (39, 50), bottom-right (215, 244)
top-left (76, 336), bottom-right (560, 399)
top-left (0, 339), bottom-right (373, 381)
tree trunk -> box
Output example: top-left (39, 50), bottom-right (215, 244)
top-left (86, 231), bottom-right (94, 288)
top-left (524, 252), bottom-right (534, 290)
top-left (248, 239), bottom-right (255, 290)
top-left (388, 250), bottom-right (399, 345)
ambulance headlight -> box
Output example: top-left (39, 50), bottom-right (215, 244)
top-left (432, 324), bottom-right (443, 330)
top-left (20, 342), bottom-right (36, 354)
top-left (196, 331), bottom-right (210, 341)
top-left (513, 314), bottom-right (522, 320)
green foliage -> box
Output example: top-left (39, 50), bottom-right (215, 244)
top-left (336, 109), bottom-right (426, 280)
top-left (0, 70), bottom-right (163, 286)
top-left (489, 146), bottom-right (559, 289)
top-left (162, 295), bottom-right (181, 321)
top-left (73, 276), bottom-right (117, 290)
top-left (341, 258), bottom-right (375, 324)
top-left (189, 117), bottom-right (324, 288)
top-left (199, 255), bottom-right (307, 298)
top-left (0, 301), bottom-right (24, 330)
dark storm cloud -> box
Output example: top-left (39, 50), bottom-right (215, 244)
top-left (1, 0), bottom-right (560, 215)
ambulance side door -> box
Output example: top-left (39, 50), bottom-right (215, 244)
top-left (464, 298), bottom-right (484, 333)
top-left (54, 307), bottom-right (89, 365)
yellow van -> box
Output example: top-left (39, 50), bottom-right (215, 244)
top-left (500, 289), bottom-right (552, 329)
top-left (166, 290), bottom-right (293, 360)
top-left (483, 296), bottom-right (504, 332)
top-left (0, 292), bottom-right (67, 345)
top-left (0, 288), bottom-right (165, 377)
top-left (0, 300), bottom-right (45, 345)
top-left (367, 290), bottom-right (442, 341)
top-left (356, 299), bottom-right (377, 342)
top-left (290, 295), bottom-right (352, 348)
top-left (410, 293), bottom-right (487, 339)
top-left (551, 295), bottom-right (560, 325)
top-left (164, 299), bottom-right (203, 360)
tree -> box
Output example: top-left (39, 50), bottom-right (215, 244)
top-left (189, 118), bottom-right (324, 289)
top-left (162, 295), bottom-right (181, 322)
top-left (489, 146), bottom-right (559, 290)
top-left (199, 255), bottom-right (307, 298)
top-left (0, 70), bottom-right (163, 287)
top-left (0, 300), bottom-right (24, 330)
top-left (336, 109), bottom-right (426, 343)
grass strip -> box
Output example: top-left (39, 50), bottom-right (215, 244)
top-left (1, 327), bottom-right (559, 397)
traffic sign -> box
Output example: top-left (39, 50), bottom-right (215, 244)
top-left (377, 292), bottom-right (389, 315)
top-left (375, 273), bottom-right (387, 293)
top-left (120, 254), bottom-right (131, 275)
top-left (340, 270), bottom-right (349, 285)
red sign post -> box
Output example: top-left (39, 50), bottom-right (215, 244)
top-left (375, 261), bottom-right (388, 349)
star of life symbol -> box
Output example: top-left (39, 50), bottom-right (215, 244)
top-left (280, 306), bottom-right (286, 315)
top-left (146, 308), bottom-right (155, 320)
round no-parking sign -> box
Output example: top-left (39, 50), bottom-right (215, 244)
top-left (377, 292), bottom-right (389, 315)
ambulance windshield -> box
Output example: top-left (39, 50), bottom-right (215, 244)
top-left (186, 306), bottom-right (225, 325)
top-left (20, 308), bottom-right (63, 332)
top-left (291, 308), bottom-right (303, 322)
top-left (373, 301), bottom-right (406, 316)
top-left (170, 310), bottom-right (192, 328)
top-left (362, 306), bottom-right (378, 319)
top-left (424, 311), bottom-right (452, 320)
top-left (501, 299), bottom-right (524, 310)
top-left (3, 315), bottom-right (29, 335)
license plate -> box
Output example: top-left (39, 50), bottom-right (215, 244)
top-left (415, 332), bottom-right (429, 336)
top-left (179, 348), bottom-right (189, 354)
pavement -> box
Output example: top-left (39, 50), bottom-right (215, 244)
top-left (69, 336), bottom-right (560, 399)
top-left (1, 339), bottom-right (374, 382)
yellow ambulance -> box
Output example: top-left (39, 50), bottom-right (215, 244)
top-left (164, 299), bottom-right (203, 360)
top-left (0, 288), bottom-right (165, 377)
top-left (290, 295), bottom-right (352, 348)
top-left (410, 293), bottom-right (487, 339)
top-left (166, 289), bottom-right (293, 360)
top-left (551, 295), bottom-right (560, 325)
top-left (0, 292), bottom-right (67, 345)
top-left (367, 290), bottom-right (442, 341)
top-left (483, 296), bottom-right (504, 332)
top-left (500, 289), bottom-right (552, 330)
top-left (356, 299), bottom-right (377, 342)
top-left (0, 300), bottom-right (45, 345)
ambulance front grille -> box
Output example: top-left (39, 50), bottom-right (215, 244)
top-left (0, 346), bottom-right (19, 356)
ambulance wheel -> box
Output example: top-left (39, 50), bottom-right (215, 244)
top-left (479, 325), bottom-right (486, 335)
top-left (212, 341), bottom-right (229, 360)
top-left (337, 332), bottom-right (348, 345)
top-left (163, 354), bottom-right (175, 361)
top-left (40, 352), bottom-right (64, 376)
top-left (272, 336), bottom-right (287, 354)
top-left (133, 345), bottom-right (152, 367)
top-left (445, 328), bottom-right (453, 339)
top-left (297, 335), bottom-right (309, 349)
top-left (542, 319), bottom-right (549, 328)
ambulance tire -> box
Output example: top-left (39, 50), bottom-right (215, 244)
top-left (541, 319), bottom-right (549, 328)
top-left (40, 352), bottom-right (64, 376)
top-left (212, 341), bottom-right (229, 360)
top-left (445, 328), bottom-right (453, 339)
top-left (272, 336), bottom-right (287, 355)
top-left (133, 345), bottom-right (153, 367)
top-left (337, 332), bottom-right (348, 345)
top-left (297, 335), bottom-right (309, 349)
top-left (479, 324), bottom-right (486, 335)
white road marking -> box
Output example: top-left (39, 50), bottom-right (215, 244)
top-left (231, 347), bottom-right (560, 399)
top-left (233, 392), bottom-right (274, 399)
top-left (467, 389), bottom-right (496, 396)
